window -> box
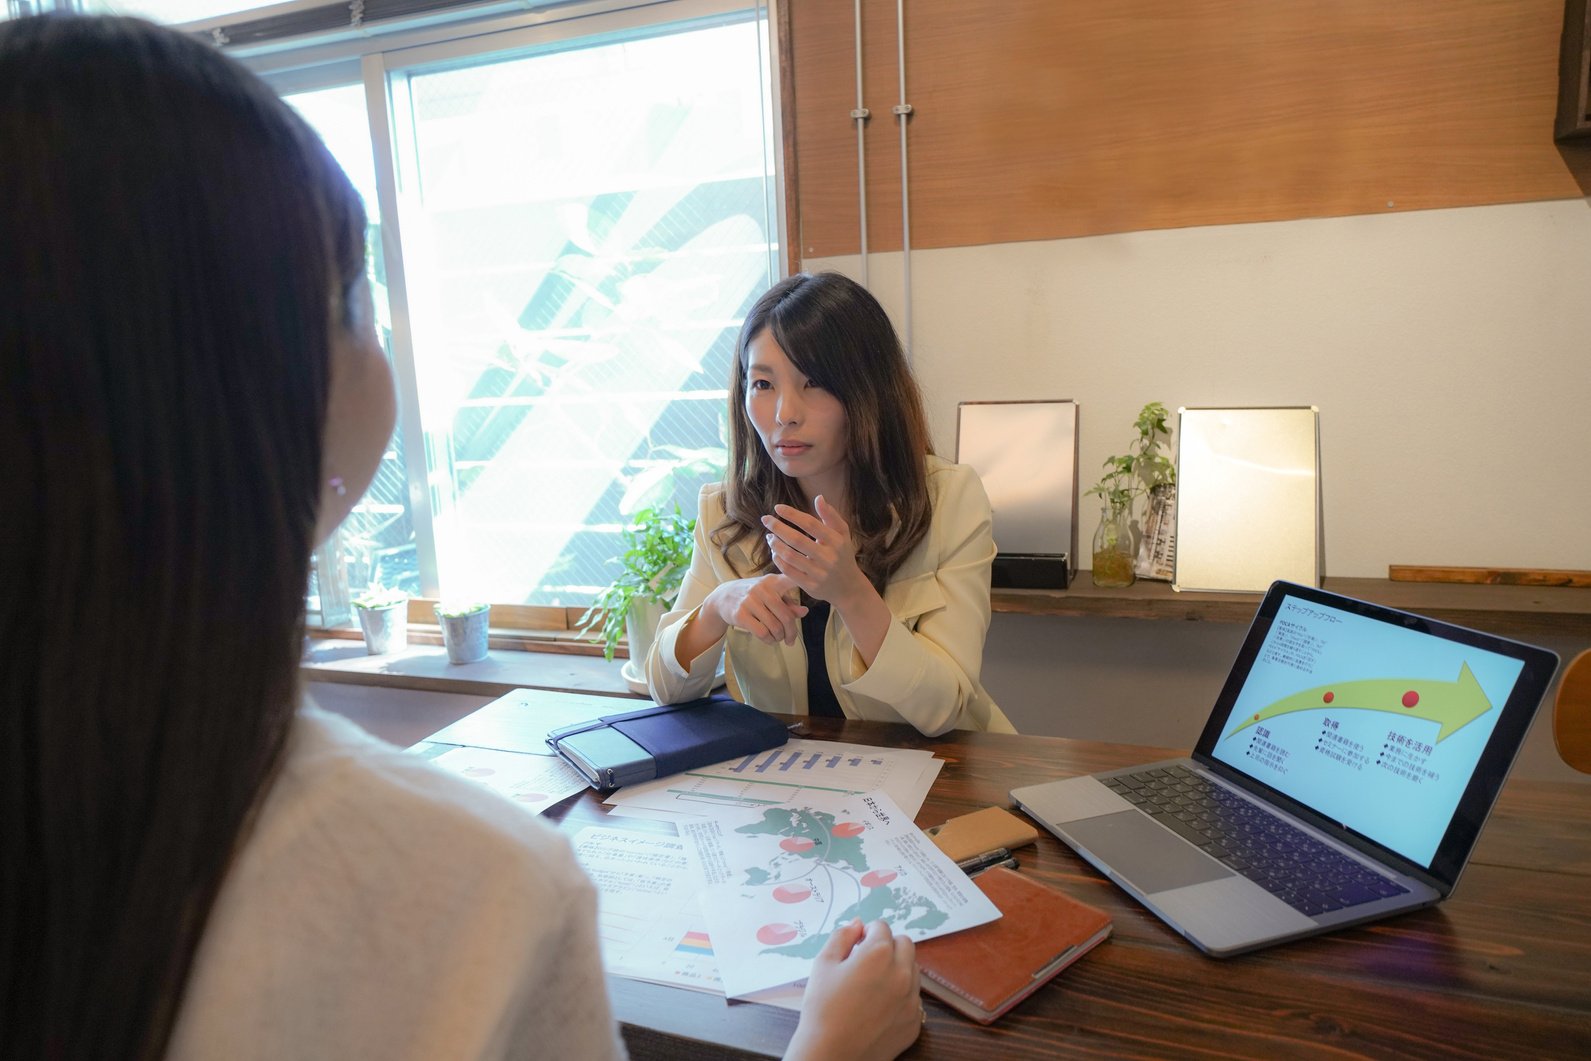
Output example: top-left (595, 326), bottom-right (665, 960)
top-left (381, 12), bottom-right (776, 607)
top-left (101, 0), bottom-right (783, 626)
top-left (85, 0), bottom-right (265, 22)
top-left (285, 84), bottom-right (415, 621)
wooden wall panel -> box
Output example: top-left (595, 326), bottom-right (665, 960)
top-left (789, 0), bottom-right (1591, 258)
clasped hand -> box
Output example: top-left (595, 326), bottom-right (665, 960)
top-left (762, 495), bottom-right (866, 606)
top-left (706, 496), bottom-right (864, 646)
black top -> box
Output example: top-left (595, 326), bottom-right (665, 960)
top-left (801, 598), bottom-right (845, 719)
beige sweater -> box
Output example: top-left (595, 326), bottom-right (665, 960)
top-left (168, 703), bottom-right (625, 1061)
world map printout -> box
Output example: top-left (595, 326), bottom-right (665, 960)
top-left (693, 789), bottom-right (1000, 998)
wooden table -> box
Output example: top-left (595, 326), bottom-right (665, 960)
top-left (464, 712), bottom-right (1591, 1059)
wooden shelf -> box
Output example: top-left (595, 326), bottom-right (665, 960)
top-left (302, 638), bottom-right (634, 699)
top-left (991, 576), bottom-right (1591, 640)
top-left (304, 577), bottom-right (1589, 701)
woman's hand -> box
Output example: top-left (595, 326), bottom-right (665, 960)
top-left (786, 918), bottom-right (922, 1061)
top-left (764, 495), bottom-right (869, 607)
top-left (705, 573), bottom-right (808, 646)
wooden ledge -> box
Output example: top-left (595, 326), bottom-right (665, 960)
top-left (301, 637), bottom-right (635, 699)
top-left (992, 576), bottom-right (1591, 640)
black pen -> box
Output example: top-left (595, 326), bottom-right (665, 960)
top-left (968, 856), bottom-right (1018, 878)
top-left (955, 848), bottom-right (1012, 875)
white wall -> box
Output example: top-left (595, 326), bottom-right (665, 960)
top-left (809, 198), bottom-right (1591, 578)
top-left (809, 199), bottom-right (1591, 782)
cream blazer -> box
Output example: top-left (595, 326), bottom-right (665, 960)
top-left (644, 456), bottom-right (1014, 737)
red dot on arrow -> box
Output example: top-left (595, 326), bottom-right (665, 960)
top-left (1402, 690), bottom-right (1419, 708)
top-left (1323, 691), bottom-right (1334, 703)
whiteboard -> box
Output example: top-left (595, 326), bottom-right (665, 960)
top-left (955, 400), bottom-right (1078, 563)
top-left (1173, 407), bottom-right (1321, 593)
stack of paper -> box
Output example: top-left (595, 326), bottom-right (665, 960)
top-left (572, 743), bottom-right (996, 1008)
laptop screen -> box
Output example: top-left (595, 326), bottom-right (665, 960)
top-left (1204, 585), bottom-right (1540, 870)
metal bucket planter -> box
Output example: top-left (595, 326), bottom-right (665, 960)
top-left (355, 599), bottom-right (408, 655)
top-left (436, 603), bottom-right (490, 664)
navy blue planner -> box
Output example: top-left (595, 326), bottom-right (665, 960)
top-left (546, 693), bottom-right (789, 790)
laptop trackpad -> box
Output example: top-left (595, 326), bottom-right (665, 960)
top-left (1066, 811), bottom-right (1231, 894)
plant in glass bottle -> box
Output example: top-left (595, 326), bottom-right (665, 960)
top-left (1085, 402), bottom-right (1176, 588)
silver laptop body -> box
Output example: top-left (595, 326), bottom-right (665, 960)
top-left (1013, 581), bottom-right (1558, 957)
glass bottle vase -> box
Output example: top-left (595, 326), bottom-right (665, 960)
top-left (1090, 505), bottom-right (1137, 588)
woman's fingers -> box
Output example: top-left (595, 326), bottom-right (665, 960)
top-left (737, 575), bottom-right (805, 644)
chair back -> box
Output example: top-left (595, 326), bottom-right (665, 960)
top-left (1555, 648), bottom-right (1591, 774)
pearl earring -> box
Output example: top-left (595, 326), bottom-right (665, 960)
top-left (329, 476), bottom-right (347, 497)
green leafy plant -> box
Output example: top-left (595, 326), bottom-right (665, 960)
top-left (1086, 401), bottom-right (1176, 517)
top-left (435, 601), bottom-right (488, 618)
top-left (577, 505), bottom-right (696, 662)
top-left (352, 585), bottom-right (407, 611)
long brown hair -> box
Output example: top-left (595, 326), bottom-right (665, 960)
top-left (719, 273), bottom-right (934, 589)
top-left (0, 15), bottom-right (368, 1059)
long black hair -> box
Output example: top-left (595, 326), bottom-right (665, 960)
top-left (0, 15), bottom-right (367, 1059)
top-left (720, 272), bottom-right (934, 589)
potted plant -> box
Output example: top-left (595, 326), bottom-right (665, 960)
top-left (1085, 402), bottom-right (1176, 588)
top-left (352, 585), bottom-right (409, 655)
top-left (435, 601), bottom-right (491, 665)
top-left (578, 505), bottom-right (696, 684)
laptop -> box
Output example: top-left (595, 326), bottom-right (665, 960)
top-left (1011, 580), bottom-right (1559, 957)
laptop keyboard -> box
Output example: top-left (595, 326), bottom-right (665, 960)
top-left (1102, 765), bottom-right (1410, 917)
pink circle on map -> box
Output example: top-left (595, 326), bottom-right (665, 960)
top-left (1323, 691), bottom-right (1334, 703)
top-left (861, 870), bottom-right (897, 889)
top-left (1402, 690), bottom-right (1420, 708)
top-left (780, 837), bottom-right (816, 853)
top-left (757, 923), bottom-right (798, 945)
top-left (773, 884), bottom-right (811, 904)
top-left (833, 822), bottom-right (865, 838)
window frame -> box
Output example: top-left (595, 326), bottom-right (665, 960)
top-left (250, 0), bottom-right (788, 649)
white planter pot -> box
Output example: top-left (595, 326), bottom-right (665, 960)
top-left (620, 599), bottom-right (666, 693)
top-left (355, 601), bottom-right (407, 655)
top-left (437, 605), bottom-right (490, 665)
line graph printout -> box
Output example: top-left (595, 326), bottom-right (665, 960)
top-left (1211, 595), bottom-right (1526, 867)
top-left (695, 789), bottom-right (1000, 998)
top-left (607, 739), bottom-right (943, 819)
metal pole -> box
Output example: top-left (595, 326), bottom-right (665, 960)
top-left (892, 0), bottom-right (913, 354)
top-left (852, 0), bottom-right (870, 287)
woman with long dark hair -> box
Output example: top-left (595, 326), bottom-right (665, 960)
top-left (0, 17), bottom-right (921, 1060)
top-left (646, 272), bottom-right (1013, 736)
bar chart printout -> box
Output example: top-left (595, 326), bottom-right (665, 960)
top-left (607, 739), bottom-right (942, 817)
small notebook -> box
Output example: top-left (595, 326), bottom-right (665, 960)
top-left (545, 693), bottom-right (788, 790)
top-left (926, 806), bottom-right (1040, 863)
top-left (916, 867), bottom-right (1111, 1024)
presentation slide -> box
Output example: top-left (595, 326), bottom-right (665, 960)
top-left (1211, 597), bottom-right (1524, 867)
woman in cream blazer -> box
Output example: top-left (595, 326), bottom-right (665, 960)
top-left (644, 273), bottom-right (1013, 737)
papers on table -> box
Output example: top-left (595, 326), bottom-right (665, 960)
top-left (422, 688), bottom-right (632, 756)
top-left (571, 819), bottom-right (808, 1010)
top-left (569, 744), bottom-right (980, 1004)
top-left (692, 789), bottom-right (1000, 998)
top-left (606, 738), bottom-right (943, 820)
top-left (430, 746), bottom-right (587, 815)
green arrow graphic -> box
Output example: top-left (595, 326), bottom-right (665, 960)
top-left (1227, 662), bottom-right (1492, 743)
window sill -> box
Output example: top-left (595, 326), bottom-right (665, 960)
top-left (302, 633), bottom-right (636, 700)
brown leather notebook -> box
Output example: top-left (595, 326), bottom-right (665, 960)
top-left (916, 867), bottom-right (1111, 1024)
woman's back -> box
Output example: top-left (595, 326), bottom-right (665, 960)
top-left (167, 706), bottom-right (622, 1060)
